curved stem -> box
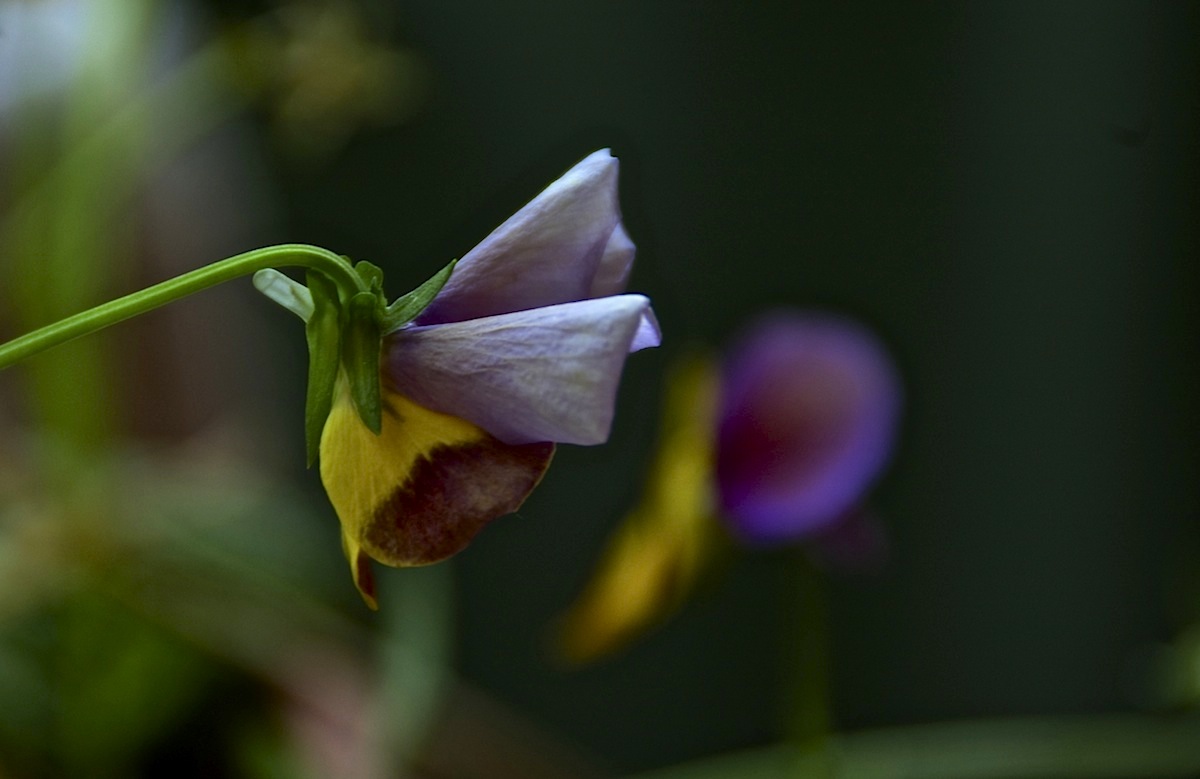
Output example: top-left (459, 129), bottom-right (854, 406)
top-left (0, 244), bottom-right (362, 371)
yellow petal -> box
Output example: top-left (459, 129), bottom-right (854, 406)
top-left (558, 356), bottom-right (722, 662)
top-left (321, 378), bottom-right (554, 607)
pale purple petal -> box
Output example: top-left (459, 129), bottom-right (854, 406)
top-left (715, 313), bottom-right (901, 545)
top-left (589, 222), bottom-right (636, 298)
top-left (417, 150), bottom-right (631, 326)
top-left (631, 307), bottom-right (662, 353)
top-left (388, 295), bottom-right (658, 445)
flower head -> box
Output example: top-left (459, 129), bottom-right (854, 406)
top-left (716, 312), bottom-right (900, 544)
top-left (308, 150), bottom-right (659, 607)
top-left (560, 312), bottom-right (898, 661)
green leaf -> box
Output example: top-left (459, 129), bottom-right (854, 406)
top-left (304, 271), bottom-right (342, 466)
top-left (55, 595), bottom-right (212, 778)
top-left (343, 291), bottom-right (383, 435)
top-left (381, 259), bottom-right (457, 334)
top-left (378, 565), bottom-right (455, 769)
top-left (251, 269), bottom-right (314, 321)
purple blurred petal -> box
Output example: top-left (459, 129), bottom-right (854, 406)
top-left (715, 313), bottom-right (901, 545)
top-left (417, 150), bottom-right (630, 325)
top-left (387, 295), bottom-right (659, 445)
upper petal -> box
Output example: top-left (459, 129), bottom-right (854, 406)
top-left (589, 222), bottom-right (636, 298)
top-left (388, 295), bottom-right (659, 446)
top-left (416, 150), bottom-right (631, 325)
top-left (715, 313), bottom-right (902, 544)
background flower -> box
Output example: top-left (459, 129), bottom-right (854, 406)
top-left (561, 312), bottom-right (901, 662)
top-left (716, 312), bottom-right (901, 545)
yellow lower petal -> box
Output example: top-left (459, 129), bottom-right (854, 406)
top-left (321, 378), bottom-right (554, 607)
top-left (558, 356), bottom-right (722, 662)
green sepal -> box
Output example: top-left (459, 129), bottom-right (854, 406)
top-left (381, 259), bottom-right (457, 334)
top-left (304, 271), bottom-right (342, 467)
top-left (354, 260), bottom-right (385, 294)
top-left (343, 291), bottom-right (383, 435)
top-left (252, 269), bottom-right (314, 321)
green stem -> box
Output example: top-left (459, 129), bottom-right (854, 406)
top-left (0, 244), bottom-right (361, 371)
top-left (789, 555), bottom-right (832, 742)
top-left (785, 552), bottom-right (834, 775)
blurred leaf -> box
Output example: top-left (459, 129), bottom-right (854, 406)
top-left (234, 718), bottom-right (306, 779)
top-left (0, 616), bottom-right (57, 774)
top-left (55, 595), bottom-right (214, 777)
top-left (630, 715), bottom-right (1200, 779)
top-left (377, 563), bottom-right (455, 770)
top-left (230, 1), bottom-right (429, 158)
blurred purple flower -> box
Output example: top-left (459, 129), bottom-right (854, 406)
top-left (716, 312), bottom-right (901, 545)
top-left (560, 313), bottom-right (899, 661)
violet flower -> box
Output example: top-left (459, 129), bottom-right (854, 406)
top-left (560, 312), bottom-right (898, 661)
top-left (716, 312), bottom-right (900, 545)
top-left (319, 150), bottom-right (659, 606)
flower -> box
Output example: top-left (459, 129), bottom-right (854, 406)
top-left (716, 312), bottom-right (900, 545)
top-left (319, 150), bottom-right (660, 607)
top-left (560, 312), bottom-right (898, 661)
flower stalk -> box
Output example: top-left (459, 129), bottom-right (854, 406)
top-left (0, 243), bottom-right (365, 371)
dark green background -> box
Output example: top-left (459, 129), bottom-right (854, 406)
top-left (259, 2), bottom-right (1200, 772)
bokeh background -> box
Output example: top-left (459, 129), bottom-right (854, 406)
top-left (1, 1), bottom-right (1198, 776)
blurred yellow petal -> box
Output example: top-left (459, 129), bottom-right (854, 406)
top-left (321, 379), bottom-right (553, 607)
top-left (558, 357), bottom-right (721, 663)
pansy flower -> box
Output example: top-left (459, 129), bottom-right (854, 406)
top-left (560, 312), bottom-right (898, 662)
top-left (716, 313), bottom-right (899, 546)
top-left (303, 150), bottom-right (658, 607)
